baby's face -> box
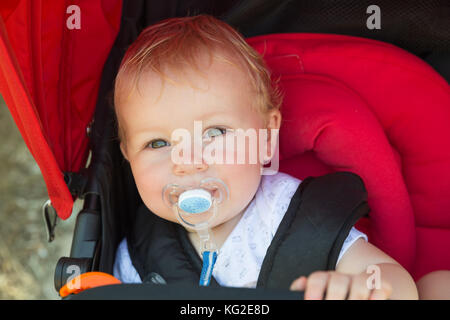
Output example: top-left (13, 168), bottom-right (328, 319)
top-left (116, 54), bottom-right (280, 229)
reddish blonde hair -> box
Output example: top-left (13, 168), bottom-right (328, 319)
top-left (114, 14), bottom-right (282, 142)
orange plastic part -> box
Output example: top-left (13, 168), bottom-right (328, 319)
top-left (59, 272), bottom-right (122, 298)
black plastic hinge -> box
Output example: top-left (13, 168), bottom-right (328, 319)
top-left (64, 171), bottom-right (88, 199)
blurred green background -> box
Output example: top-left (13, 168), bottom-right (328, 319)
top-left (0, 95), bottom-right (78, 299)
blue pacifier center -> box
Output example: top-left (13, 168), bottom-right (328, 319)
top-left (178, 189), bottom-right (212, 214)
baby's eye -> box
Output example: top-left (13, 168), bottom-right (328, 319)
top-left (204, 127), bottom-right (228, 139)
top-left (146, 139), bottom-right (169, 149)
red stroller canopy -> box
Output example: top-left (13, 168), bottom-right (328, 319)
top-left (0, 0), bottom-right (122, 219)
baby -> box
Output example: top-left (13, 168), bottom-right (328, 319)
top-left (112, 14), bottom-right (418, 299)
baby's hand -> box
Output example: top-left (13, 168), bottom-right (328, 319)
top-left (290, 271), bottom-right (392, 300)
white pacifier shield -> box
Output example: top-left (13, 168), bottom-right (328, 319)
top-left (178, 189), bottom-right (212, 214)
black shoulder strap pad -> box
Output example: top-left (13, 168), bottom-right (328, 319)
top-left (257, 171), bottom-right (370, 289)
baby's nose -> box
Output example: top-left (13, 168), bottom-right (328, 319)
top-left (172, 160), bottom-right (208, 176)
top-left (172, 139), bottom-right (209, 176)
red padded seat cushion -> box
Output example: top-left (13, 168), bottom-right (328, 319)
top-left (248, 33), bottom-right (450, 279)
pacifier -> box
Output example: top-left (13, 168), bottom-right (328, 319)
top-left (162, 177), bottom-right (229, 253)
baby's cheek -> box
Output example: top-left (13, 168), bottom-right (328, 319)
top-left (139, 185), bottom-right (178, 223)
top-left (132, 165), bottom-right (174, 221)
top-left (225, 165), bottom-right (261, 208)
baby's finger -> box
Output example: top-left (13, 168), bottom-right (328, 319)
top-left (325, 273), bottom-right (351, 300)
top-left (369, 281), bottom-right (393, 300)
top-left (305, 271), bottom-right (330, 300)
top-left (347, 273), bottom-right (372, 300)
top-left (290, 276), bottom-right (307, 291)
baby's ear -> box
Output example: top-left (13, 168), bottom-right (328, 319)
top-left (260, 109), bottom-right (281, 165)
top-left (265, 109), bottom-right (282, 140)
top-left (120, 142), bottom-right (129, 162)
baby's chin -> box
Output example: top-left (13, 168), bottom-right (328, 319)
top-left (182, 218), bottom-right (226, 234)
top-left (175, 209), bottom-right (236, 233)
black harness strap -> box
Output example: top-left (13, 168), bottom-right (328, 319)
top-left (257, 172), bottom-right (369, 289)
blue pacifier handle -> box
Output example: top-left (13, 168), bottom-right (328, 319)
top-left (161, 178), bottom-right (227, 286)
top-left (199, 251), bottom-right (218, 286)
